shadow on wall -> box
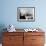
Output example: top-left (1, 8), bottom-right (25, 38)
top-left (0, 24), bottom-right (7, 43)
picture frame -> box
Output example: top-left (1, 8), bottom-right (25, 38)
top-left (17, 7), bottom-right (35, 22)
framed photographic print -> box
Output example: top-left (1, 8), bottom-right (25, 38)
top-left (17, 7), bottom-right (35, 22)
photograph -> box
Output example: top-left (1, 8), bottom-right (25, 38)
top-left (17, 7), bottom-right (35, 22)
top-left (0, 0), bottom-right (45, 46)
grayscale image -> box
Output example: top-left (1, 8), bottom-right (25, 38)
top-left (17, 7), bottom-right (35, 22)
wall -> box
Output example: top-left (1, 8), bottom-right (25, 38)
top-left (0, 0), bottom-right (46, 30)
